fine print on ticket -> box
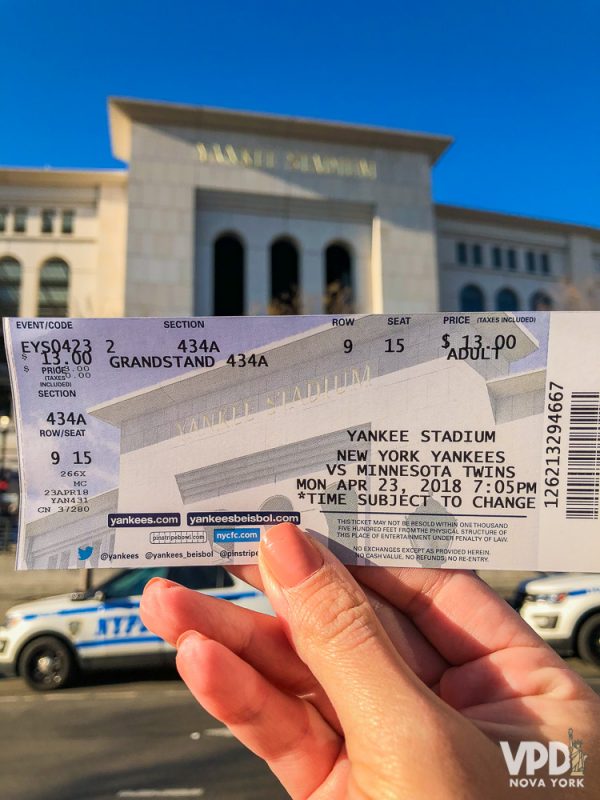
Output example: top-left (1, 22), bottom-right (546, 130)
top-left (4, 313), bottom-right (600, 571)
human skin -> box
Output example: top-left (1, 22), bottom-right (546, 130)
top-left (140, 523), bottom-right (600, 799)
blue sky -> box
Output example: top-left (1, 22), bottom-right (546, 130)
top-left (2, 0), bottom-right (599, 225)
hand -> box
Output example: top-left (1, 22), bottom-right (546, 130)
top-left (141, 524), bottom-right (600, 799)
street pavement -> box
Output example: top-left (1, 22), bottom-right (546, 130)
top-left (0, 669), bottom-right (287, 800)
top-left (0, 663), bottom-right (598, 800)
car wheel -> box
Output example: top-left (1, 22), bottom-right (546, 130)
top-left (18, 636), bottom-right (77, 691)
top-left (577, 613), bottom-right (600, 667)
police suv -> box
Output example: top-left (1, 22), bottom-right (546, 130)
top-left (0, 566), bottom-right (270, 690)
top-left (518, 573), bottom-right (600, 667)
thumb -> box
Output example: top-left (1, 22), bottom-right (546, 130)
top-left (258, 524), bottom-right (431, 754)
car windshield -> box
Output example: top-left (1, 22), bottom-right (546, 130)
top-left (95, 568), bottom-right (169, 599)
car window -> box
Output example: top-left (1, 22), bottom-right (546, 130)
top-left (168, 566), bottom-right (234, 590)
top-left (100, 567), bottom-right (169, 599)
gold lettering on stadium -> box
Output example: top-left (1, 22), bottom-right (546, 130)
top-left (175, 363), bottom-right (372, 436)
top-left (196, 142), bottom-right (377, 180)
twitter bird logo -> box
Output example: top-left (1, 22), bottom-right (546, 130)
top-left (78, 545), bottom-right (94, 560)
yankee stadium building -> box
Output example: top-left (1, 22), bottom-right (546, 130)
top-left (0, 96), bottom-right (599, 458)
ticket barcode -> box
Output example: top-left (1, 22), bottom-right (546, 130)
top-left (566, 392), bottom-right (600, 520)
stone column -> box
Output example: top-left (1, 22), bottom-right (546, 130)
top-left (20, 262), bottom-right (39, 316)
top-left (378, 203), bottom-right (439, 313)
top-left (194, 242), bottom-right (212, 315)
top-left (301, 248), bottom-right (323, 314)
top-left (246, 243), bottom-right (269, 315)
top-left (565, 234), bottom-right (594, 309)
top-left (369, 215), bottom-right (383, 313)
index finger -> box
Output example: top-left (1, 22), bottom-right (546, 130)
top-left (227, 564), bottom-right (264, 591)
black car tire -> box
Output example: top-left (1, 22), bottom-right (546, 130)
top-left (577, 613), bottom-right (600, 667)
top-left (18, 636), bottom-right (77, 691)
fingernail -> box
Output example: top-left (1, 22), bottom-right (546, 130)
top-left (176, 629), bottom-right (207, 650)
top-left (260, 524), bottom-right (323, 588)
top-left (145, 577), bottom-right (179, 591)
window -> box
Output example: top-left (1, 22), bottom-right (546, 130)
top-left (13, 208), bottom-right (27, 234)
top-left (0, 257), bottom-right (21, 317)
top-left (37, 258), bottom-right (70, 317)
top-left (472, 244), bottom-right (483, 266)
top-left (41, 209), bottom-right (55, 234)
top-left (507, 249), bottom-right (517, 271)
top-left (98, 567), bottom-right (169, 599)
top-left (0, 257), bottom-right (20, 417)
top-left (213, 233), bottom-right (245, 315)
top-left (540, 253), bottom-right (551, 275)
top-left (526, 251), bottom-right (536, 273)
top-left (456, 242), bottom-right (468, 264)
top-left (459, 284), bottom-right (485, 312)
top-left (496, 287), bottom-right (519, 311)
top-left (0, 210), bottom-right (7, 234)
top-left (492, 247), bottom-right (502, 269)
top-left (270, 237), bottom-right (300, 314)
top-left (0, 362), bottom-right (10, 416)
top-left (61, 210), bottom-right (75, 235)
top-left (325, 242), bottom-right (354, 313)
top-left (531, 291), bottom-right (553, 311)
top-left (168, 566), bottom-right (233, 589)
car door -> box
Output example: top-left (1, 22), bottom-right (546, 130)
top-left (86, 567), bottom-right (169, 665)
top-left (162, 566), bottom-right (263, 654)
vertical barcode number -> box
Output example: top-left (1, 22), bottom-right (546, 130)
top-left (566, 392), bottom-right (600, 519)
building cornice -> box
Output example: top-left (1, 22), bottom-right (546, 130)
top-left (108, 96), bottom-right (453, 165)
top-left (436, 203), bottom-right (600, 242)
top-left (0, 167), bottom-right (128, 188)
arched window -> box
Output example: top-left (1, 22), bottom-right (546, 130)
top-left (38, 258), bottom-right (69, 317)
top-left (530, 290), bottom-right (553, 311)
top-left (0, 257), bottom-right (21, 317)
top-left (0, 257), bottom-right (21, 416)
top-left (496, 287), bottom-right (519, 312)
top-left (213, 233), bottom-right (245, 316)
top-left (325, 242), bottom-right (354, 313)
top-left (270, 237), bottom-right (300, 315)
top-left (459, 284), bottom-right (485, 312)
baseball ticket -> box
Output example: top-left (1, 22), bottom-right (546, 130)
top-left (4, 313), bottom-right (600, 571)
